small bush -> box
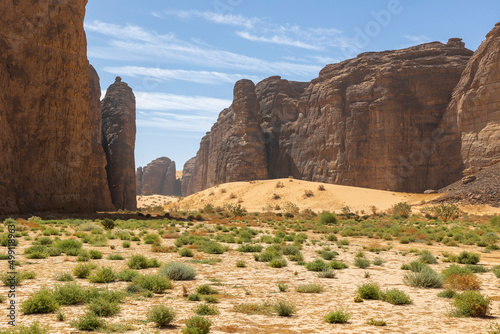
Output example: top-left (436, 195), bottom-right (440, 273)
top-left (438, 289), bottom-right (457, 299)
top-left (0, 322), bottom-right (49, 333)
top-left (367, 319), bottom-right (387, 326)
top-left (178, 247), bottom-right (194, 257)
top-left (419, 250), bottom-right (437, 264)
top-left (269, 258), bottom-right (287, 268)
top-left (354, 257), bottom-right (370, 269)
top-left (236, 260), bottom-right (246, 268)
top-left (89, 249), bottom-right (102, 259)
top-left (55, 239), bottom-right (82, 255)
top-left (133, 274), bottom-right (172, 293)
top-left (147, 305), bottom-right (176, 328)
top-left (196, 284), bottom-right (219, 295)
top-left (101, 218), bottom-right (115, 230)
top-left (54, 273), bottom-right (74, 282)
top-left (452, 291), bottom-right (490, 317)
top-left (183, 315), bottom-right (211, 334)
top-left (117, 269), bottom-right (140, 282)
top-left (202, 241), bottom-right (226, 254)
top-left (122, 241), bottom-right (131, 248)
top-left (88, 267), bottom-right (116, 283)
top-left (305, 259), bottom-right (328, 272)
top-left (21, 287), bottom-right (59, 314)
top-left (194, 303), bottom-right (219, 315)
top-left (456, 251), bottom-right (480, 265)
top-left (53, 282), bottom-right (86, 305)
top-left (88, 299), bottom-right (121, 317)
top-left (203, 295), bottom-right (219, 304)
top-left (187, 293), bottom-right (201, 301)
top-left (318, 268), bottom-right (337, 279)
top-left (357, 283), bottom-right (381, 300)
top-left (107, 254), bottom-right (124, 260)
top-left (236, 244), bottom-right (263, 253)
top-left (403, 266), bottom-right (442, 288)
top-left (159, 262), bottom-right (197, 281)
top-left (445, 273), bottom-right (480, 290)
top-left (296, 283), bottom-right (324, 293)
top-left (71, 312), bottom-right (105, 331)
top-left (330, 260), bottom-right (349, 269)
top-left (77, 249), bottom-right (90, 262)
top-left (127, 254), bottom-right (149, 269)
top-left (277, 283), bottom-right (288, 292)
top-left (392, 202), bottom-right (411, 218)
top-left (318, 211), bottom-right (337, 225)
top-left (381, 289), bottom-right (412, 305)
top-left (73, 263), bottom-right (96, 278)
top-left (274, 299), bottom-right (296, 317)
top-left (324, 308), bottom-right (351, 323)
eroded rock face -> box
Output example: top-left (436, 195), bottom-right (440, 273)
top-left (0, 0), bottom-right (115, 214)
top-left (137, 157), bottom-right (178, 196)
top-left (183, 41), bottom-right (473, 194)
top-left (430, 23), bottom-right (500, 187)
top-left (102, 77), bottom-right (137, 210)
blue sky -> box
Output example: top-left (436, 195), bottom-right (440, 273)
top-left (85, 0), bottom-right (500, 170)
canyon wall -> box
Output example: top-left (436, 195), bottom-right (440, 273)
top-left (183, 39), bottom-right (474, 195)
top-left (0, 0), bottom-right (116, 214)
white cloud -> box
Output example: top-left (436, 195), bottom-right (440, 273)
top-left (103, 66), bottom-right (260, 85)
top-left (403, 34), bottom-right (432, 45)
top-left (236, 31), bottom-right (322, 50)
top-left (85, 20), bottom-right (322, 77)
top-left (155, 9), bottom-right (259, 29)
top-left (134, 91), bottom-right (231, 112)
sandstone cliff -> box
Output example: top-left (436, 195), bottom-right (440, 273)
top-left (0, 0), bottom-right (116, 214)
top-left (183, 40), bottom-right (473, 195)
top-left (430, 23), bottom-right (500, 188)
top-left (137, 157), bottom-right (179, 196)
top-left (102, 77), bottom-right (137, 210)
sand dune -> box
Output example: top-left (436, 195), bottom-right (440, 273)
top-left (165, 178), bottom-right (441, 214)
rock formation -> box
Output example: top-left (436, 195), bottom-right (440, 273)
top-left (0, 0), bottom-right (115, 214)
top-left (183, 40), bottom-right (473, 195)
top-left (137, 157), bottom-right (179, 196)
top-left (430, 23), bottom-right (500, 188)
top-left (102, 77), bottom-right (137, 210)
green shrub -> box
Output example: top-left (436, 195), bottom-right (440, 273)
top-left (21, 271), bottom-right (36, 280)
top-left (367, 319), bottom-right (387, 326)
top-left (465, 264), bottom-right (489, 273)
top-left (21, 288), bottom-right (59, 314)
top-left (403, 266), bottom-right (443, 288)
top-left (320, 251), bottom-right (338, 260)
top-left (24, 245), bottom-right (49, 259)
top-left (202, 241), bottom-right (226, 254)
top-left (117, 269), bottom-right (140, 282)
top-left (452, 291), bottom-right (490, 317)
top-left (183, 316), bottom-right (211, 334)
top-left (492, 265), bottom-right (500, 278)
top-left (419, 250), bottom-right (437, 264)
top-left (318, 268), bottom-right (337, 279)
top-left (159, 262), bottom-right (197, 281)
top-left (89, 250), bottom-right (102, 259)
top-left (305, 259), bottom-right (327, 272)
top-left (101, 218), bottom-right (115, 230)
top-left (296, 283), bottom-right (324, 293)
top-left (122, 241), bottom-right (131, 248)
top-left (442, 265), bottom-right (473, 278)
top-left (54, 273), bottom-right (74, 282)
top-left (277, 283), bottom-right (288, 292)
top-left (392, 202), bottom-right (411, 218)
top-left (178, 247), bottom-right (194, 257)
top-left (194, 303), bottom-right (219, 315)
top-left (147, 258), bottom-right (161, 268)
top-left (203, 295), bottom-right (219, 304)
top-left (107, 253), bottom-right (124, 260)
top-left (456, 251), bottom-right (480, 265)
top-left (73, 263), bottom-right (97, 278)
top-left (187, 293), bottom-right (201, 301)
top-left (55, 239), bottom-right (82, 255)
top-left (318, 211), bottom-right (337, 225)
top-left (53, 282), bottom-right (86, 305)
top-left (133, 274), bottom-right (172, 293)
top-left (1, 272), bottom-right (23, 287)
top-left (88, 267), bottom-right (116, 283)
top-left (147, 305), bottom-right (176, 328)
top-left (274, 299), bottom-right (296, 317)
top-left (269, 258), bottom-right (287, 268)
top-left (372, 258), bottom-right (384, 266)
top-left (438, 289), bottom-right (457, 298)
top-left (70, 311), bottom-right (105, 331)
top-left (357, 283), bottom-right (381, 300)
top-left (77, 249), bottom-right (90, 262)
top-left (236, 260), bottom-right (246, 268)
top-left (0, 322), bottom-right (49, 333)
top-left (324, 308), bottom-right (351, 323)
top-left (381, 289), bottom-right (412, 305)
top-left (330, 260), bottom-right (348, 269)
top-left (88, 299), bottom-right (121, 317)
top-left (85, 288), bottom-right (126, 304)
top-left (236, 244), bottom-right (263, 253)
top-left (354, 257), bottom-right (370, 269)
top-left (127, 254), bottom-right (149, 269)
top-left (196, 284), bottom-right (218, 295)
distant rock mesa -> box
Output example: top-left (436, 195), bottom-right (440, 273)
top-left (137, 157), bottom-right (180, 196)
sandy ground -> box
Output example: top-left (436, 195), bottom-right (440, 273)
top-left (165, 179), bottom-right (500, 215)
top-left (2, 223), bottom-right (500, 334)
top-left (137, 195), bottom-right (179, 208)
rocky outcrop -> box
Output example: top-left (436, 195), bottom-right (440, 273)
top-left (183, 40), bottom-right (473, 195)
top-left (430, 23), bottom-right (500, 188)
top-left (89, 65), bottom-right (114, 211)
top-left (137, 157), bottom-right (179, 196)
top-left (0, 0), bottom-right (115, 214)
top-left (102, 77), bottom-right (137, 210)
